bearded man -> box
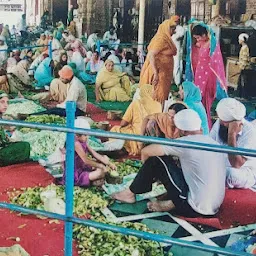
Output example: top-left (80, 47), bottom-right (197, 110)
top-left (210, 98), bottom-right (256, 189)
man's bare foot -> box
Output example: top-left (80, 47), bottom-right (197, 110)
top-left (112, 188), bottom-right (136, 203)
top-left (92, 179), bottom-right (105, 187)
top-left (147, 200), bottom-right (175, 212)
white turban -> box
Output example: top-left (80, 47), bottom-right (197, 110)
top-left (238, 33), bottom-right (249, 42)
top-left (75, 118), bottom-right (90, 130)
top-left (216, 98), bottom-right (246, 122)
top-left (174, 109), bottom-right (202, 131)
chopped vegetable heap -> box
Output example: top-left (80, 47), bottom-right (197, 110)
top-left (19, 115), bottom-right (65, 133)
top-left (10, 184), bottom-right (166, 256)
top-left (5, 100), bottom-right (45, 117)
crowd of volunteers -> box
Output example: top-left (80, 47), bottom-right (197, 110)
top-left (0, 13), bottom-right (256, 220)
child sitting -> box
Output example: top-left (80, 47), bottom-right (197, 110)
top-left (61, 118), bottom-right (116, 187)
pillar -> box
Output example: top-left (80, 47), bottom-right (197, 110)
top-left (138, 0), bottom-right (145, 52)
top-left (211, 0), bottom-right (221, 18)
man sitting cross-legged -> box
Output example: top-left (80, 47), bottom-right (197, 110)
top-left (112, 109), bottom-right (226, 217)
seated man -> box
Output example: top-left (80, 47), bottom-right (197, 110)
top-left (103, 26), bottom-right (120, 50)
top-left (56, 66), bottom-right (87, 115)
top-left (87, 30), bottom-right (100, 51)
top-left (0, 91), bottom-right (30, 166)
top-left (34, 66), bottom-right (87, 117)
top-left (113, 109), bottom-right (226, 217)
top-left (210, 98), bottom-right (256, 189)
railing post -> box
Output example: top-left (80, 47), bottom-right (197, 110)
top-left (96, 40), bottom-right (101, 53)
top-left (138, 0), bottom-right (146, 53)
top-left (49, 41), bottom-right (53, 59)
top-left (64, 101), bottom-right (76, 256)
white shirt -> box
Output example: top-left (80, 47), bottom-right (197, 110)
top-left (162, 135), bottom-right (226, 215)
top-left (172, 25), bottom-right (185, 45)
top-left (210, 119), bottom-right (256, 174)
top-left (87, 33), bottom-right (98, 49)
top-left (103, 31), bottom-right (118, 44)
top-left (57, 77), bottom-right (87, 112)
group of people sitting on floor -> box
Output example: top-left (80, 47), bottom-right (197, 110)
top-left (0, 16), bottom-right (256, 220)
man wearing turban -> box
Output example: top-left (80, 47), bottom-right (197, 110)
top-left (211, 98), bottom-right (256, 189)
top-left (113, 109), bottom-right (226, 217)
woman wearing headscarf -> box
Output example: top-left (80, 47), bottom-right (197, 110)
top-left (141, 102), bottom-right (187, 139)
top-left (179, 81), bottom-right (209, 135)
top-left (28, 53), bottom-right (49, 76)
top-left (65, 38), bottom-right (87, 58)
top-left (68, 21), bottom-right (77, 37)
top-left (0, 35), bottom-right (8, 67)
top-left (95, 60), bottom-right (131, 102)
top-left (54, 52), bottom-right (68, 78)
top-left (139, 17), bottom-right (177, 104)
top-left (54, 22), bottom-right (65, 41)
top-left (48, 34), bottom-right (63, 62)
top-left (34, 57), bottom-right (54, 89)
top-left (79, 51), bottom-right (104, 84)
top-left (8, 59), bottom-right (32, 93)
top-left (0, 68), bottom-right (9, 93)
top-left (185, 20), bottom-right (227, 128)
top-left (1, 25), bottom-right (11, 41)
top-left (6, 51), bottom-right (21, 73)
top-left (22, 49), bottom-right (33, 64)
top-left (236, 33), bottom-right (251, 99)
top-left (110, 84), bottom-right (162, 155)
top-left (36, 34), bottom-right (48, 54)
top-left (0, 91), bottom-right (30, 166)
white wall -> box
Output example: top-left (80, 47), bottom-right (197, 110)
top-left (0, 11), bottom-right (23, 27)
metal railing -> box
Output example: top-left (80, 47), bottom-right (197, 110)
top-left (96, 40), bottom-right (148, 53)
top-left (0, 101), bottom-right (254, 256)
top-left (0, 41), bottom-right (53, 59)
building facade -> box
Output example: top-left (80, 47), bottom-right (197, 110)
top-left (0, 0), bottom-right (25, 27)
top-left (26, 0), bottom-right (68, 26)
top-left (25, 0), bottom-right (256, 40)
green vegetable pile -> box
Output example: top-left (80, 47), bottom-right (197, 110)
top-left (74, 219), bottom-right (164, 256)
top-left (115, 160), bottom-right (142, 178)
top-left (123, 159), bottom-right (143, 168)
top-left (10, 184), bottom-right (166, 256)
top-left (10, 184), bottom-right (110, 217)
top-left (20, 115), bottom-right (66, 133)
top-left (13, 130), bottom-right (66, 160)
top-left (5, 100), bottom-right (45, 117)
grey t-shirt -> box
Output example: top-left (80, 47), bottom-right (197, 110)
top-left (162, 134), bottom-right (226, 215)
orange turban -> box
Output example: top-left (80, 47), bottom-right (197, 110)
top-left (59, 65), bottom-right (74, 80)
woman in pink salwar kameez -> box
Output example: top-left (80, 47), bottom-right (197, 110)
top-left (185, 21), bottom-right (227, 128)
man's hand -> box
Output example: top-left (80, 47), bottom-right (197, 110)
top-left (109, 162), bottom-right (117, 170)
top-left (228, 121), bottom-right (243, 137)
top-left (227, 121), bottom-right (246, 168)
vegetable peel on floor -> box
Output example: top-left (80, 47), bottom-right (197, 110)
top-left (9, 181), bottom-right (168, 255)
top-left (17, 224), bottom-right (26, 229)
top-left (49, 219), bottom-right (60, 224)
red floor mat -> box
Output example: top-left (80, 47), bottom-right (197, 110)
top-left (0, 163), bottom-right (78, 256)
top-left (87, 103), bottom-right (121, 127)
top-left (180, 188), bottom-right (256, 229)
